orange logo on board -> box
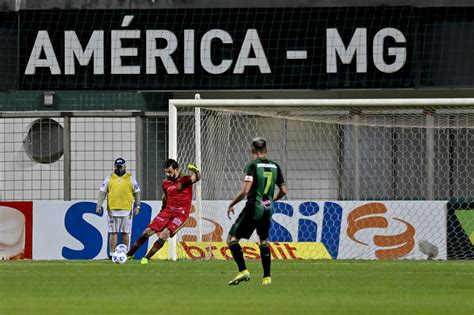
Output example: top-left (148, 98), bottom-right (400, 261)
top-left (181, 205), bottom-right (224, 242)
top-left (346, 203), bottom-right (415, 260)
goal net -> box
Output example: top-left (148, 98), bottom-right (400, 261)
top-left (169, 98), bottom-right (474, 260)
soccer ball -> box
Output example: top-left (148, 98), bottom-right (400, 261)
top-left (115, 244), bottom-right (128, 253)
top-left (112, 251), bottom-right (127, 264)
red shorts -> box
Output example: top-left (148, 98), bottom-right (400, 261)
top-left (148, 210), bottom-right (189, 236)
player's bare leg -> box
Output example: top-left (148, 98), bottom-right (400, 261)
top-left (109, 232), bottom-right (118, 258)
top-left (259, 238), bottom-right (271, 286)
top-left (127, 228), bottom-right (156, 260)
top-left (227, 235), bottom-right (250, 285)
top-left (121, 233), bottom-right (130, 250)
top-left (141, 228), bottom-right (171, 264)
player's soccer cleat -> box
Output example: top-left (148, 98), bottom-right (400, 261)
top-left (262, 277), bottom-right (272, 286)
top-left (127, 255), bottom-right (134, 261)
top-left (140, 258), bottom-right (149, 265)
top-left (228, 270), bottom-right (250, 285)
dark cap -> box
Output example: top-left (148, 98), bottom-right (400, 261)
top-left (114, 158), bottom-right (126, 167)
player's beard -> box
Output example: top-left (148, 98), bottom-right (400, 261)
top-left (114, 169), bottom-right (126, 176)
top-left (166, 172), bottom-right (180, 181)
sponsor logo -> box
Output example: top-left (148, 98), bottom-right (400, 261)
top-left (0, 202), bottom-right (33, 260)
top-left (454, 210), bottom-right (474, 246)
top-left (150, 242), bottom-right (331, 260)
top-left (346, 202), bottom-right (415, 260)
top-left (182, 205), bottom-right (224, 242)
top-left (35, 200), bottom-right (441, 260)
top-left (171, 218), bottom-right (183, 226)
top-left (257, 163), bottom-right (277, 169)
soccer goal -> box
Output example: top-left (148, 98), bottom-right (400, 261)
top-left (168, 97), bottom-right (474, 261)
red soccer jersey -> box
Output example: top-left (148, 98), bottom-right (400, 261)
top-left (162, 175), bottom-right (193, 214)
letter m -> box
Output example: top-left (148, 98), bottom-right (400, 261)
top-left (326, 28), bottom-right (367, 73)
top-left (64, 31), bottom-right (104, 75)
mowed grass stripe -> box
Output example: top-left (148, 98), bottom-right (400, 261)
top-left (0, 260), bottom-right (473, 315)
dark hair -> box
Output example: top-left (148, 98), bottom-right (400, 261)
top-left (251, 137), bottom-right (267, 152)
top-left (164, 158), bottom-right (179, 169)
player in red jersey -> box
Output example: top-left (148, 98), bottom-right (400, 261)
top-left (126, 158), bottom-right (201, 264)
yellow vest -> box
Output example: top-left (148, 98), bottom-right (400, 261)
top-left (107, 173), bottom-right (134, 211)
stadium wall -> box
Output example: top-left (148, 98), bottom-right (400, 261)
top-left (2, 0), bottom-right (474, 11)
top-left (10, 7), bottom-right (474, 90)
top-left (1, 5), bottom-right (472, 203)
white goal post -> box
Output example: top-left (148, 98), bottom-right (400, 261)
top-left (167, 97), bottom-right (474, 261)
top-left (171, 98), bottom-right (474, 108)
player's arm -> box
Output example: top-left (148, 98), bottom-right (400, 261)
top-left (96, 192), bottom-right (106, 215)
top-left (227, 180), bottom-right (252, 219)
top-left (273, 164), bottom-right (287, 202)
top-left (133, 191), bottom-right (141, 215)
top-left (274, 184), bottom-right (287, 202)
top-left (161, 180), bottom-right (167, 211)
top-left (161, 192), bottom-right (167, 212)
top-left (96, 177), bottom-right (109, 215)
top-left (188, 164), bottom-right (201, 183)
top-left (227, 166), bottom-right (254, 219)
top-left (131, 176), bottom-right (141, 215)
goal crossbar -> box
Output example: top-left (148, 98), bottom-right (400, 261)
top-left (169, 98), bottom-right (474, 108)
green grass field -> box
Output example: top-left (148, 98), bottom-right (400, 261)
top-left (1, 260), bottom-right (473, 315)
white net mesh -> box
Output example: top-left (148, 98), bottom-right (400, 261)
top-left (172, 103), bottom-right (474, 260)
top-left (0, 116), bottom-right (136, 200)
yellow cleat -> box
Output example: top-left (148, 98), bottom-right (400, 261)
top-left (140, 258), bottom-right (149, 265)
top-left (262, 277), bottom-right (272, 286)
top-left (228, 270), bottom-right (250, 285)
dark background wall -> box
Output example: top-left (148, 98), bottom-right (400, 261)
top-left (1, 0), bottom-right (474, 11)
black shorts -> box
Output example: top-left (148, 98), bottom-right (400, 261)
top-left (229, 205), bottom-right (271, 240)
